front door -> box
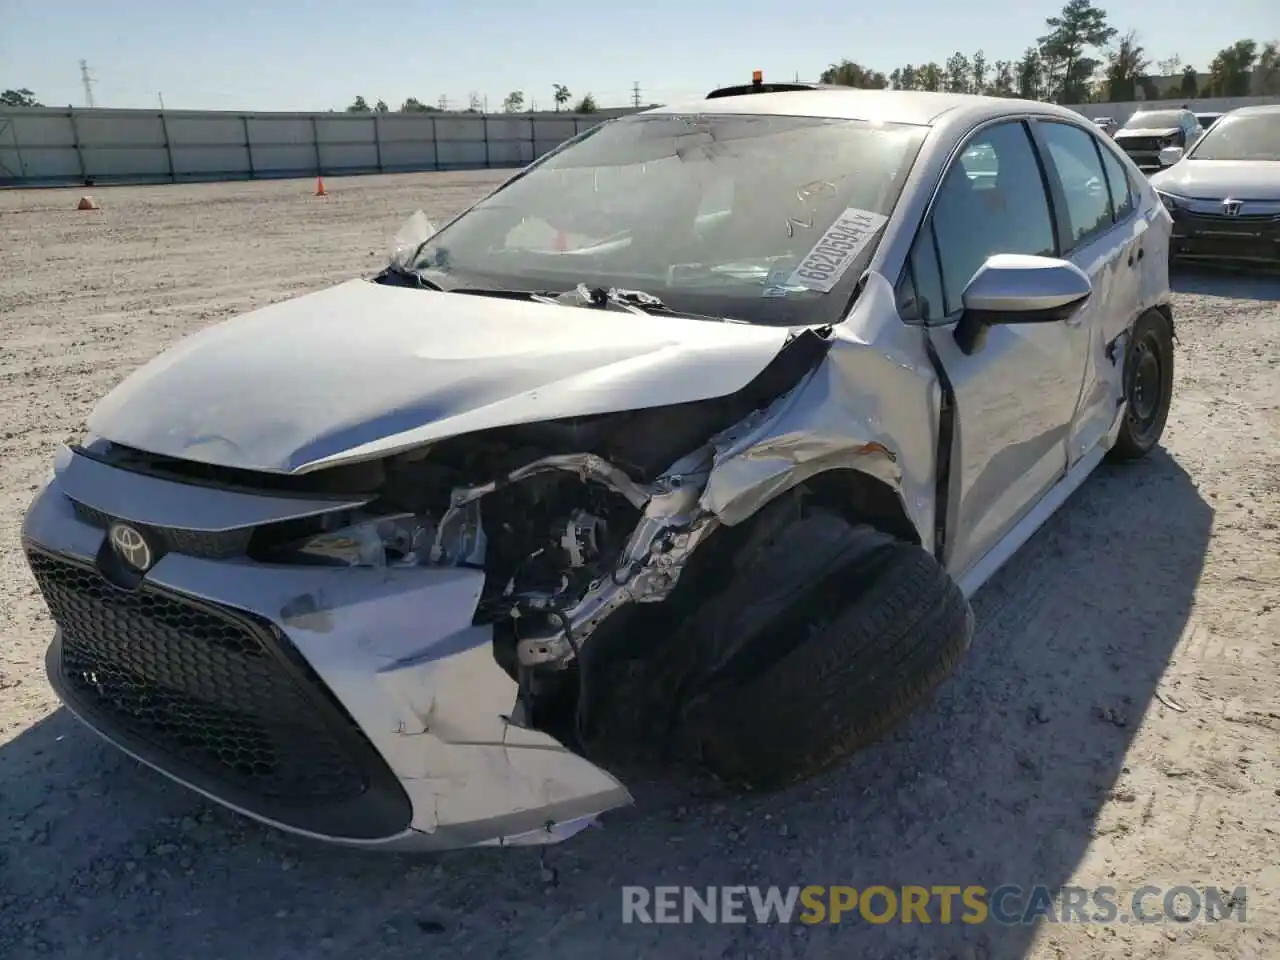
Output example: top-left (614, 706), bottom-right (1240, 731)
top-left (912, 120), bottom-right (1092, 578)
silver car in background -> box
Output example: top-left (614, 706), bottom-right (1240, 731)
top-left (1114, 107), bottom-right (1203, 172)
top-left (1150, 104), bottom-right (1280, 267)
top-left (23, 88), bottom-right (1176, 850)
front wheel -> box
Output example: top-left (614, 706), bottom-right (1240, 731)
top-left (669, 510), bottom-right (974, 789)
top-left (1108, 311), bottom-right (1174, 461)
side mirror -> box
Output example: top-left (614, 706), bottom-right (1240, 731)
top-left (953, 254), bottom-right (1092, 355)
top-left (1158, 146), bottom-right (1184, 167)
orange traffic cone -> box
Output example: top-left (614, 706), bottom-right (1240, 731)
top-left (315, 176), bottom-right (326, 197)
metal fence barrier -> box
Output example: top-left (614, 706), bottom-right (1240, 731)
top-left (0, 106), bottom-right (641, 187)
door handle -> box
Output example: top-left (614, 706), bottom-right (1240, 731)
top-left (1127, 246), bottom-right (1144, 267)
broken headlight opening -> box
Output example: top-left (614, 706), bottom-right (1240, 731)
top-left (248, 441), bottom-right (718, 671)
top-left (265, 507), bottom-right (485, 569)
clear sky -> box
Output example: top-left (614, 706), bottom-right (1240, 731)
top-left (3, 0), bottom-right (1275, 112)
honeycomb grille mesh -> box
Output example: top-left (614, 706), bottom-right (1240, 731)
top-left (28, 548), bottom-right (370, 806)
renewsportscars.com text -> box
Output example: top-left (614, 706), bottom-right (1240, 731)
top-left (621, 885), bottom-right (1248, 926)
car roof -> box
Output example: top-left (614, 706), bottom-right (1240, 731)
top-left (643, 88), bottom-right (1088, 127)
top-left (1221, 103), bottom-right (1280, 118)
top-left (1128, 108), bottom-right (1190, 116)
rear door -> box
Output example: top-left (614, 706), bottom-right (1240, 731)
top-left (1030, 119), bottom-right (1146, 467)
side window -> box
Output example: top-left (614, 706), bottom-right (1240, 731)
top-left (931, 121), bottom-right (1056, 315)
top-left (1096, 141), bottom-right (1135, 221)
top-left (910, 229), bottom-right (946, 323)
top-left (896, 227), bottom-right (947, 324)
top-left (1038, 122), bottom-right (1114, 250)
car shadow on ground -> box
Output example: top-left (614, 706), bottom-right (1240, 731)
top-left (1172, 266), bottom-right (1280, 302)
top-left (0, 450), bottom-right (1210, 960)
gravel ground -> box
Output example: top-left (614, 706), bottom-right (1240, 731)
top-left (2, 173), bottom-right (1278, 960)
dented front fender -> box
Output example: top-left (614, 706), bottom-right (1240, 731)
top-left (701, 273), bottom-right (939, 551)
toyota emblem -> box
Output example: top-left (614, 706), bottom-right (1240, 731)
top-left (1222, 199), bottom-right (1242, 217)
top-left (108, 522), bottom-right (154, 572)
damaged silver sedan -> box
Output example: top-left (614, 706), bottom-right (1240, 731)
top-left (23, 87), bottom-right (1176, 850)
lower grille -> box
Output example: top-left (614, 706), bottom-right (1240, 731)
top-left (27, 546), bottom-right (412, 840)
top-left (1118, 137), bottom-right (1164, 152)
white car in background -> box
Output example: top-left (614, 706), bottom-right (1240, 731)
top-left (1150, 104), bottom-right (1280, 267)
top-left (23, 86), bottom-right (1176, 850)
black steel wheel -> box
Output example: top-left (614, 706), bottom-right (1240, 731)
top-left (1109, 311), bottom-right (1174, 461)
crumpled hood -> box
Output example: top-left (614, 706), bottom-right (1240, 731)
top-left (1116, 127), bottom-right (1179, 140)
top-left (1149, 160), bottom-right (1280, 201)
top-left (88, 279), bottom-right (795, 474)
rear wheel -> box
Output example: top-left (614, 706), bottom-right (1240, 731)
top-left (663, 508), bottom-right (974, 789)
top-left (1108, 311), bottom-right (1174, 462)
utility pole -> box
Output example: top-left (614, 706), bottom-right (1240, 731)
top-left (631, 81), bottom-right (641, 108)
top-left (79, 59), bottom-right (97, 108)
top-left (438, 94), bottom-right (449, 110)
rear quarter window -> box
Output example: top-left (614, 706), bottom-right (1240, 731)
top-left (1096, 141), bottom-right (1136, 221)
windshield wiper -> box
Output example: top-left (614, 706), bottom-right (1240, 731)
top-left (550, 283), bottom-right (750, 324)
top-left (376, 262), bottom-right (445, 291)
top-left (552, 283), bottom-right (673, 315)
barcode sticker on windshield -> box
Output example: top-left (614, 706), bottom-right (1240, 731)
top-left (786, 208), bottom-right (889, 293)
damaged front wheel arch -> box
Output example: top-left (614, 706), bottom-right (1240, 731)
top-left (578, 472), bottom-right (942, 769)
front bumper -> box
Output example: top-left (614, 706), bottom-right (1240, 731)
top-left (1169, 205), bottom-right (1280, 265)
top-left (21, 449), bottom-right (631, 850)
top-left (1115, 142), bottom-right (1167, 173)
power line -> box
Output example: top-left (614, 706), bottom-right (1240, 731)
top-left (79, 59), bottom-right (97, 108)
top-left (631, 81), bottom-right (642, 108)
top-left (437, 94), bottom-right (449, 110)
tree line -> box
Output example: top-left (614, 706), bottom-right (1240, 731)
top-left (0, 86), bottom-right (599, 115)
top-left (345, 86), bottom-right (598, 115)
top-left (819, 0), bottom-right (1278, 103)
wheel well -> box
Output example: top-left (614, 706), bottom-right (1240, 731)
top-left (575, 467), bottom-right (920, 680)
top-left (1152, 303), bottom-right (1175, 340)
top-left (798, 469), bottom-right (921, 545)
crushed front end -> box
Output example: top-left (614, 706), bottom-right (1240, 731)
top-left (23, 298), bottom-right (936, 849)
top-left (21, 328), bottom-right (845, 848)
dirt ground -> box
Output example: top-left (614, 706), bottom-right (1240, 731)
top-left (1, 173), bottom-right (1278, 960)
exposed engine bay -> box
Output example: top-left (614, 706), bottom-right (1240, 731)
top-left (244, 418), bottom-right (723, 734)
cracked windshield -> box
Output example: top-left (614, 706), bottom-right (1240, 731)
top-left (412, 113), bottom-right (927, 325)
